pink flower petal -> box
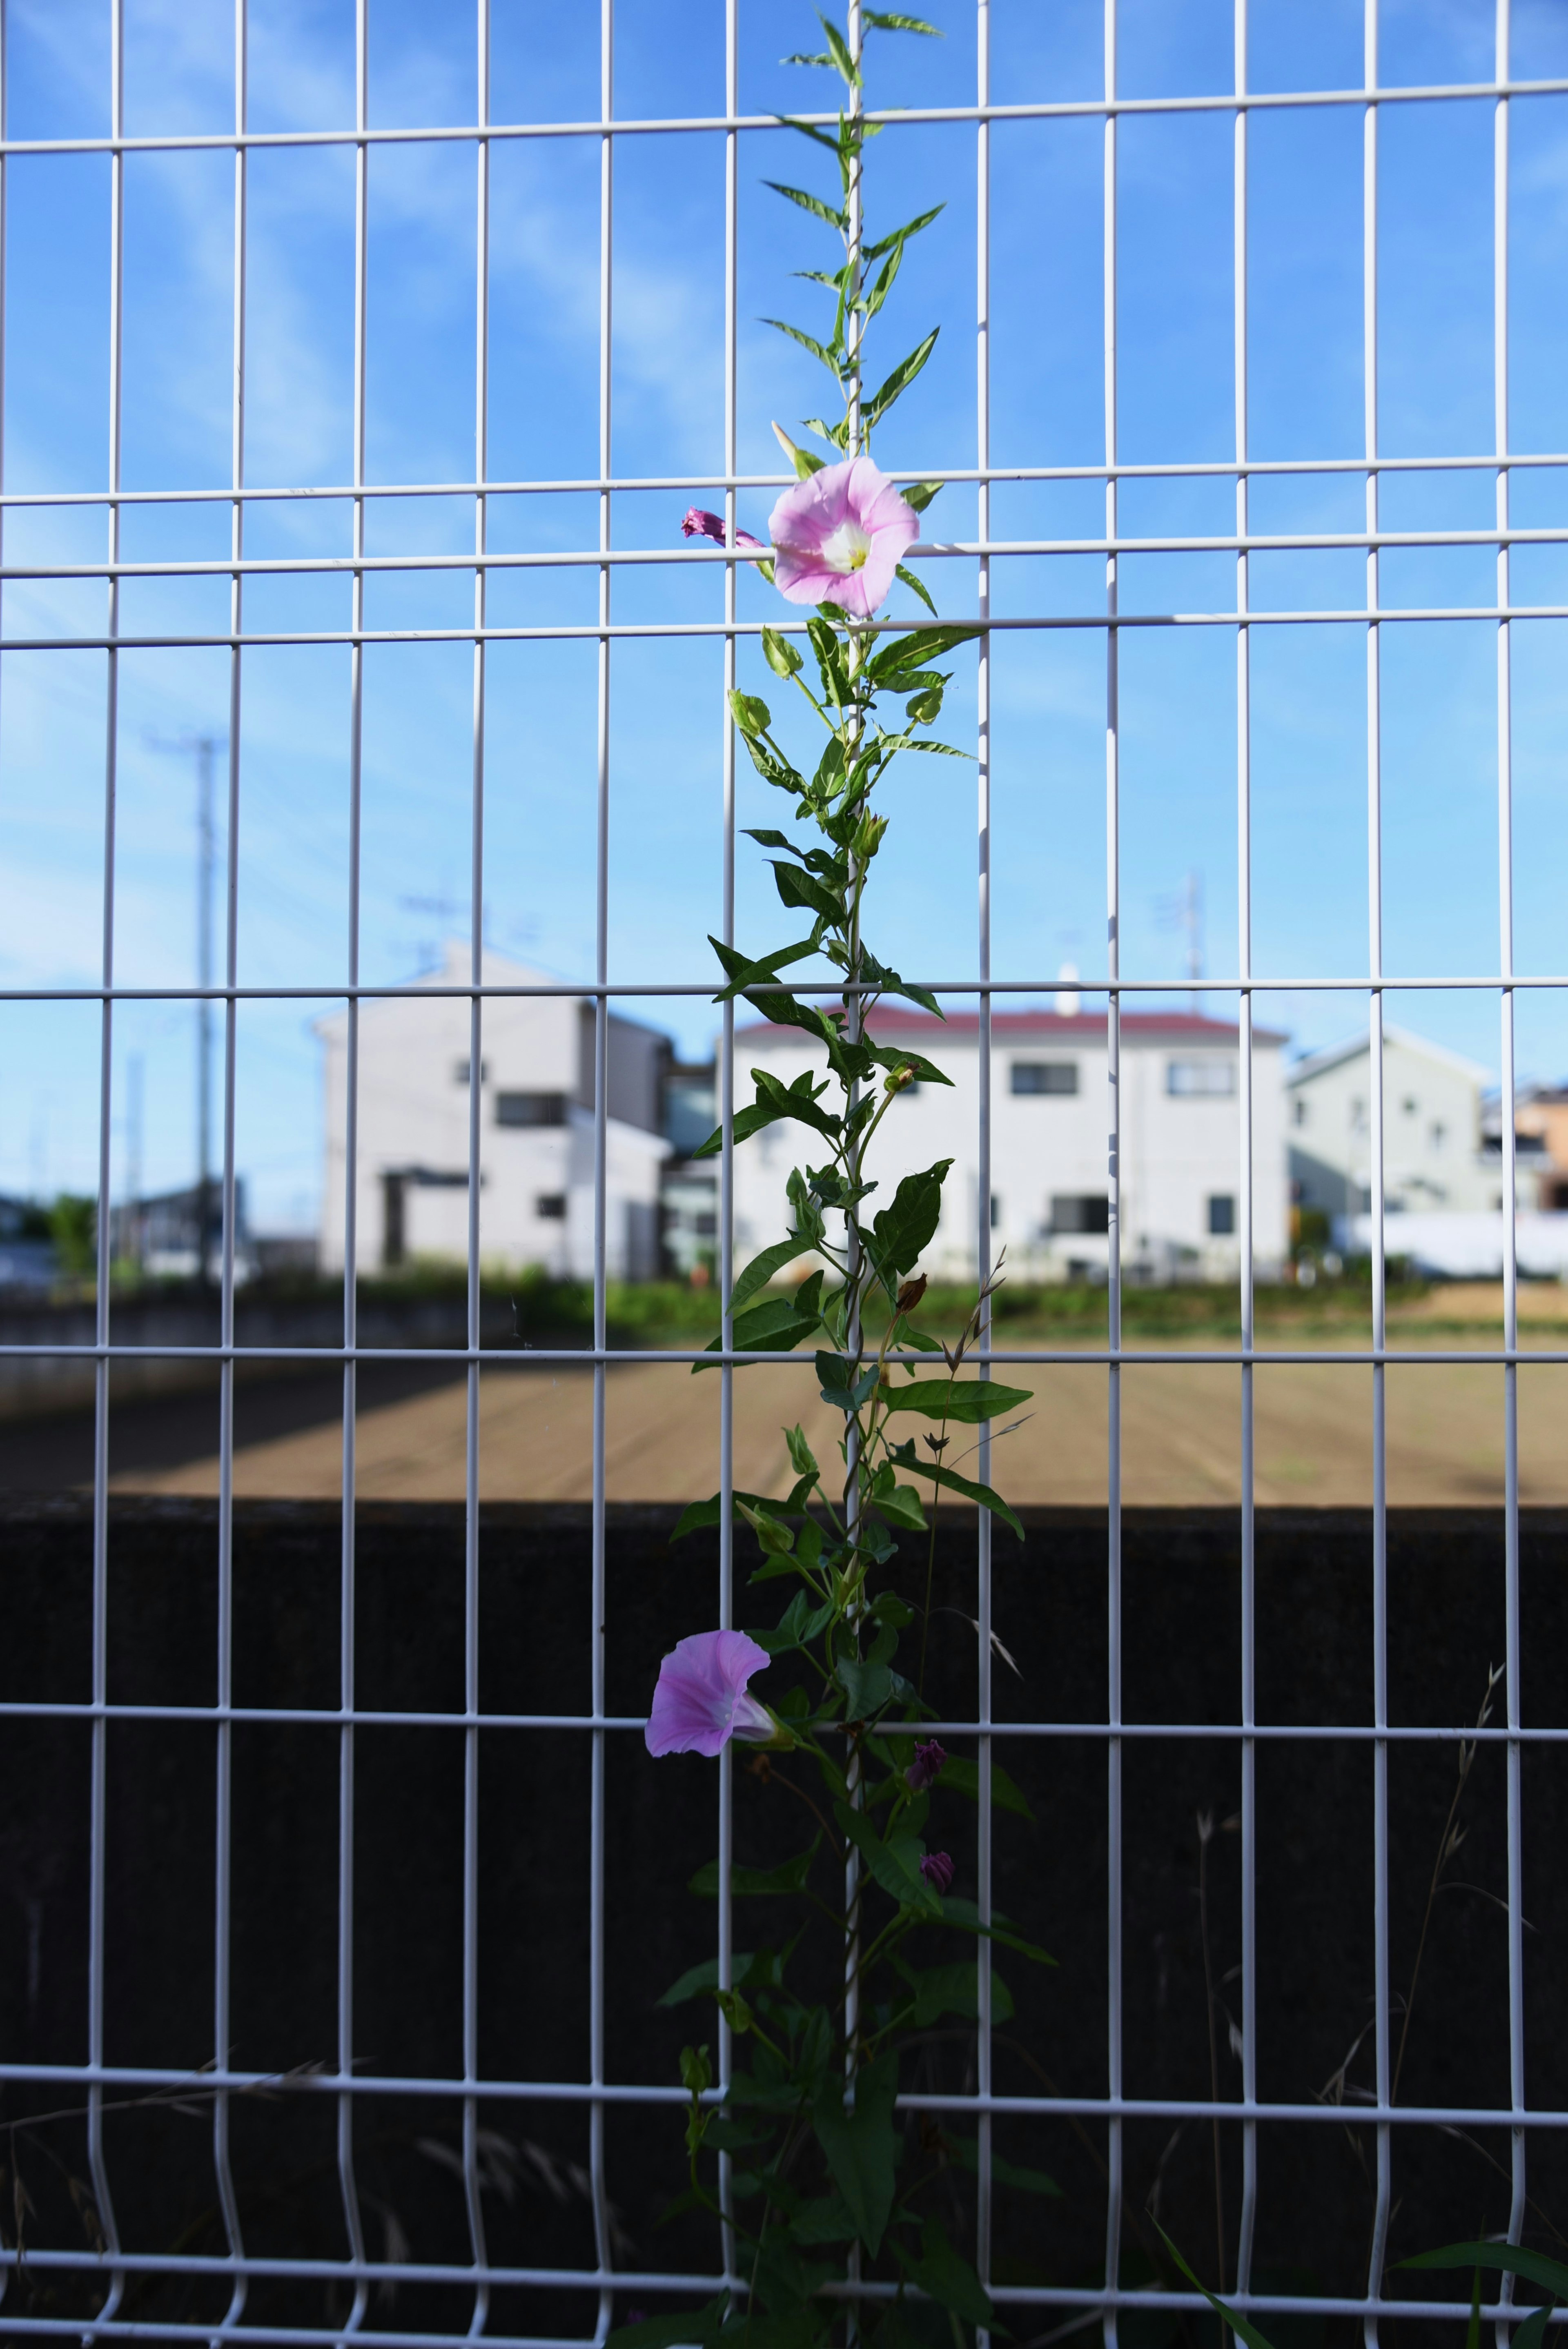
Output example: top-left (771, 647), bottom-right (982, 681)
top-left (645, 1628), bottom-right (773, 1758)
top-left (768, 456), bottom-right (918, 617)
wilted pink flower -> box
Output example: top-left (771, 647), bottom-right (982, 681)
top-left (919, 1851), bottom-right (955, 1896)
top-left (681, 507), bottom-right (764, 550)
top-left (906, 1739), bottom-right (948, 1794)
top-left (645, 1629), bottom-right (773, 1758)
top-left (767, 456), bottom-right (919, 617)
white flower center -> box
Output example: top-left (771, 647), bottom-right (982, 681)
top-left (820, 518), bottom-right (872, 573)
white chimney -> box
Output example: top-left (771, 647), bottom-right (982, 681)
top-left (1056, 960), bottom-right (1081, 1018)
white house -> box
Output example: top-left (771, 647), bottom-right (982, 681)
top-left (730, 1005), bottom-right (1289, 1283)
top-left (1286, 1025), bottom-right (1530, 1220)
top-left (316, 944), bottom-right (671, 1280)
top-left (1286, 1025), bottom-right (1558, 1276)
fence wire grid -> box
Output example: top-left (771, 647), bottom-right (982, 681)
top-left (0, 0), bottom-right (1564, 2342)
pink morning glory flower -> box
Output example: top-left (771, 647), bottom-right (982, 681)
top-left (681, 507), bottom-right (764, 550)
top-left (645, 1628), bottom-right (774, 1758)
top-left (767, 456), bottom-right (919, 618)
top-left (919, 1851), bottom-right (955, 1896)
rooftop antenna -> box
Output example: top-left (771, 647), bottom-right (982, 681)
top-left (146, 729), bottom-right (224, 1283)
top-left (1157, 868), bottom-right (1204, 1016)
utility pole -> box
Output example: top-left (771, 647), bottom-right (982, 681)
top-left (147, 730), bottom-right (223, 1284)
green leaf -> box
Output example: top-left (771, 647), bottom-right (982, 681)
top-left (869, 1473), bottom-right (927, 1532)
top-left (697, 1276), bottom-right (826, 1370)
top-left (729, 1238), bottom-right (821, 1316)
top-left (1513, 2309), bottom-right (1555, 2349)
top-left (864, 205), bottom-right (945, 262)
top-left (812, 2048), bottom-right (898, 2254)
top-left (761, 625), bottom-right (802, 679)
top-left (1401, 2246), bottom-right (1568, 2302)
top-left (906, 685), bottom-right (944, 724)
top-left (929, 1750), bottom-right (1035, 1821)
top-left (900, 737), bottom-right (975, 759)
top-left (755, 1066), bottom-right (842, 1139)
top-left (864, 13), bottom-right (943, 41)
top-left (762, 181), bottom-right (849, 232)
top-left (763, 317), bottom-right (844, 377)
top-left (771, 859), bottom-right (843, 923)
top-left (869, 1160), bottom-right (952, 1281)
top-left (836, 1800), bottom-right (932, 1907)
top-left (606, 2297), bottom-right (731, 2349)
top-left (802, 414), bottom-right (851, 452)
top-left (900, 479), bottom-right (944, 513)
top-left (895, 1959), bottom-right (1014, 2028)
top-left (658, 1953), bottom-right (755, 2007)
top-left (773, 420), bottom-right (825, 479)
top-left (895, 2219), bottom-right (998, 2331)
top-left (816, 13), bottom-right (860, 85)
top-left (836, 1654), bottom-right (914, 1721)
top-left (899, 1456), bottom-right (1027, 1541)
top-left (866, 624), bottom-right (982, 683)
top-left (816, 1351), bottom-right (880, 1413)
top-left (729, 689), bottom-right (772, 736)
top-left (670, 1487), bottom-right (784, 1543)
top-left (754, 1588), bottom-right (834, 1656)
top-left (1156, 2225), bottom-right (1282, 2349)
top-left (948, 2135), bottom-right (1060, 2197)
top-left (785, 1423), bottom-right (820, 1481)
top-left (691, 1837), bottom-right (821, 1898)
top-left (865, 328), bottom-right (940, 428)
top-left (941, 1894), bottom-right (1056, 1964)
top-left (895, 561), bottom-right (937, 618)
top-left (882, 1378), bottom-right (1035, 1424)
top-left (787, 2194), bottom-right (859, 2246)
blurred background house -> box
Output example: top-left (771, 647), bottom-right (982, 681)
top-left (731, 1000), bottom-right (1290, 1283)
top-left (316, 943), bottom-right (673, 1281)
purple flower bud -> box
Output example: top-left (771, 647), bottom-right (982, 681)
top-left (680, 506), bottom-right (764, 550)
top-left (919, 1851), bottom-right (955, 1896)
top-left (905, 1738), bottom-right (948, 1794)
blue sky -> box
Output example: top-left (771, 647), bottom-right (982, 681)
top-left (0, 0), bottom-right (1566, 1227)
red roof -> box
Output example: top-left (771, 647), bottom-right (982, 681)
top-left (741, 1007), bottom-right (1285, 1045)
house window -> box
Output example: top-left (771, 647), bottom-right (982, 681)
top-left (1292, 1097), bottom-right (1308, 1126)
top-left (497, 1091), bottom-right (567, 1127)
top-left (1167, 1059), bottom-right (1234, 1098)
top-left (454, 1059), bottom-right (489, 1085)
top-left (1208, 1194), bottom-right (1236, 1236)
top-left (1430, 1121), bottom-right (1447, 1152)
top-left (535, 1193), bottom-right (568, 1220)
top-left (991, 1193), bottom-right (1002, 1228)
top-left (1402, 1095), bottom-right (1419, 1115)
top-left (1050, 1194), bottom-right (1110, 1235)
top-left (1011, 1061), bottom-right (1077, 1095)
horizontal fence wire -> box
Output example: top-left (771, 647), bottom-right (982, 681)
top-left (0, 0), bottom-right (1559, 2336)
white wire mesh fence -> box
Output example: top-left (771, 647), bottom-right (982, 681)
top-left (0, 0), bottom-right (1564, 2340)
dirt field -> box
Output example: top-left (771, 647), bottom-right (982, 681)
top-left (113, 1316), bottom-right (1568, 1508)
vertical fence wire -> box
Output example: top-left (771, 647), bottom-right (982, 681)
top-left (973, 0), bottom-right (994, 2327)
top-left (716, 0), bottom-right (740, 2295)
top-left (1494, 0), bottom-right (1528, 2318)
top-left (1100, 0), bottom-right (1123, 2334)
top-left (335, 0), bottom-right (372, 2316)
top-left (209, 0), bottom-right (250, 2307)
top-left (589, 0), bottom-right (616, 2321)
top-left (1362, 2), bottom-right (1392, 2333)
top-left (1232, 0), bottom-right (1258, 2298)
top-left (463, 0), bottom-right (496, 2324)
top-left (87, 0), bottom-right (128, 2315)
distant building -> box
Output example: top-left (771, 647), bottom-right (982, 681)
top-left (315, 944), bottom-right (672, 1280)
top-left (1508, 1086), bottom-right (1568, 1211)
top-left (730, 1006), bottom-right (1290, 1282)
top-left (660, 1064), bottom-right (719, 1281)
top-left (1288, 1026), bottom-right (1530, 1220)
top-left (0, 1196), bottom-right (56, 1289)
top-left (108, 1180), bottom-right (251, 1281)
